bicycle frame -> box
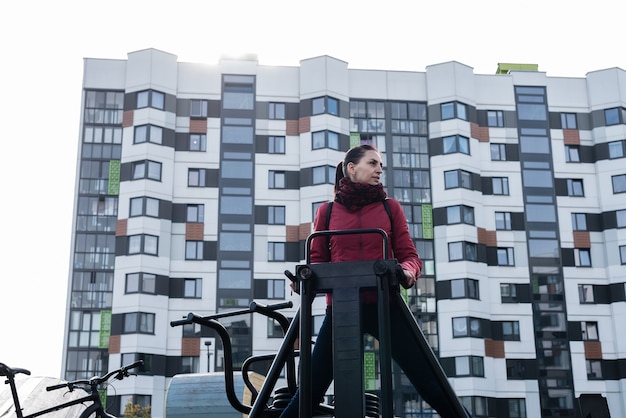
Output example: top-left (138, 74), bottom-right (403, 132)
top-left (1, 361), bottom-right (143, 418)
top-left (18, 387), bottom-right (100, 418)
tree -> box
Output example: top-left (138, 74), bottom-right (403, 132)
top-left (123, 400), bottom-right (151, 418)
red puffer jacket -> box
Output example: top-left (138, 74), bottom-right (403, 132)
top-left (310, 199), bottom-right (422, 304)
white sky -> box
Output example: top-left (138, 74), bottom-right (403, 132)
top-left (1, 0), bottom-right (624, 379)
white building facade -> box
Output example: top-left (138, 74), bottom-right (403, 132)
top-left (63, 48), bottom-right (626, 418)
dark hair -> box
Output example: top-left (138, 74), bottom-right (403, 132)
top-left (334, 144), bottom-right (380, 193)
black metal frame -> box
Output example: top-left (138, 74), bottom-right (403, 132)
top-left (172, 228), bottom-right (470, 417)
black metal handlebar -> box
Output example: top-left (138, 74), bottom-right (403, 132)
top-left (305, 228), bottom-right (389, 263)
top-left (45, 360), bottom-right (144, 392)
top-left (170, 301), bottom-right (293, 328)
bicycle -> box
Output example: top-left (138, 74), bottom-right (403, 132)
top-left (0, 360), bottom-right (143, 418)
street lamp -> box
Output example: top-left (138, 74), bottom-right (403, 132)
top-left (204, 340), bottom-right (212, 373)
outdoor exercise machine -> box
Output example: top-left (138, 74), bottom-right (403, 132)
top-left (170, 228), bottom-right (470, 417)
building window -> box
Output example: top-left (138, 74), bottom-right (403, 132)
top-left (441, 101), bottom-right (467, 120)
top-left (190, 99), bottom-right (208, 118)
top-left (83, 125), bottom-right (123, 149)
top-left (578, 284), bottom-right (594, 303)
top-left (184, 278), bottom-right (202, 298)
top-left (125, 273), bottom-right (156, 294)
top-left (567, 179), bottom-right (585, 196)
top-left (448, 241), bottom-right (478, 262)
top-left (222, 121), bottom-right (254, 145)
top-left (132, 160), bottom-right (162, 181)
top-left (604, 107), bottom-right (620, 126)
top-left (575, 249), bottom-right (591, 267)
top-left (267, 318), bottom-right (284, 338)
top-left (455, 356), bottom-right (484, 377)
top-left (180, 356), bottom-right (200, 374)
top-left (218, 269), bottom-right (251, 289)
top-left (502, 321), bottom-right (521, 341)
top-left (390, 102), bottom-right (427, 134)
top-left (181, 323), bottom-right (197, 338)
top-left (137, 90), bottom-right (164, 110)
top-left (495, 212), bottom-right (512, 230)
top-left (617, 209), bottom-right (626, 228)
top-left (67, 311), bottom-right (101, 348)
top-left (222, 159), bottom-right (252, 179)
top-left (312, 96), bottom-right (339, 116)
top-left (581, 321), bottom-right (599, 340)
top-left (443, 135), bottom-right (470, 154)
top-left (128, 234), bottom-right (158, 255)
top-left (487, 110), bottom-right (504, 127)
top-left (497, 248), bottom-right (515, 266)
top-left (460, 397), bottom-right (492, 417)
top-left (185, 241), bottom-right (204, 260)
top-left (269, 136), bottom-right (285, 154)
top-left (188, 169), bottom-right (207, 187)
top-left (350, 100), bottom-right (386, 133)
top-left (612, 174), bottom-right (626, 193)
top-left (223, 77), bottom-right (254, 110)
top-left (571, 213), bottom-right (587, 231)
top-left (452, 317), bottom-right (482, 338)
top-left (620, 245), bottom-right (626, 265)
top-left (187, 204), bottom-right (204, 223)
top-left (312, 201), bottom-right (325, 221)
top-left (190, 134), bottom-right (206, 151)
top-left (84, 90), bottom-right (124, 125)
top-left (121, 353), bottom-right (153, 375)
top-left (500, 283), bottom-right (517, 303)
top-left (77, 198), bottom-right (112, 238)
top-left (269, 171), bottom-right (286, 189)
top-left (269, 102), bottom-right (285, 120)
top-left (608, 140), bottom-right (625, 159)
top-left (312, 165), bottom-right (335, 185)
top-left (506, 359), bottom-right (526, 380)
top-left (492, 177), bottom-right (510, 195)
top-left (393, 170), bottom-right (430, 206)
top-left (586, 360), bottom-right (603, 380)
top-left (134, 125), bottom-right (163, 145)
top-left (561, 113), bottom-right (577, 129)
top-left (564, 145), bottom-right (581, 162)
top-left (268, 242), bottom-right (285, 261)
top-left (123, 312), bottom-right (155, 334)
top-left (508, 399), bottom-right (527, 418)
top-left (447, 205), bottom-right (474, 225)
top-left (450, 278), bottom-right (479, 299)
top-left (490, 143), bottom-right (507, 161)
top-left (312, 130), bottom-right (339, 150)
top-left (130, 197), bottom-right (159, 218)
top-left (221, 195), bottom-right (253, 217)
top-left (268, 206), bottom-right (286, 225)
top-left (311, 315), bottom-right (325, 337)
top-left (444, 169), bottom-right (473, 190)
top-left (267, 279), bottom-right (285, 299)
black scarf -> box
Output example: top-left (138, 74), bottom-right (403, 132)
top-left (334, 177), bottom-right (387, 212)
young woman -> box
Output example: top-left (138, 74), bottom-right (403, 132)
top-left (279, 144), bottom-right (465, 418)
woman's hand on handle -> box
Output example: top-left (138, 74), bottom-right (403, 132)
top-left (401, 269), bottom-right (416, 289)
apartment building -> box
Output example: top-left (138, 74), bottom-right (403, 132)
top-left (62, 48), bottom-right (626, 417)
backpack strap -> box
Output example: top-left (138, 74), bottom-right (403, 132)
top-left (325, 201), bottom-right (334, 231)
top-left (382, 199), bottom-right (392, 226)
